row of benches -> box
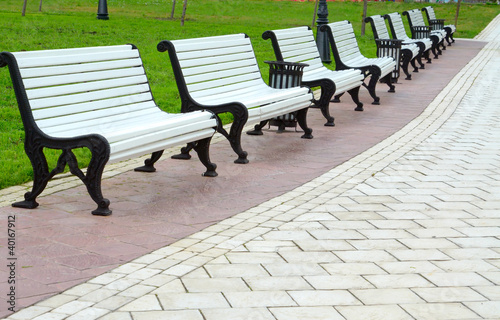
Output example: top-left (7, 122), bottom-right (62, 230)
top-left (0, 7), bottom-right (455, 215)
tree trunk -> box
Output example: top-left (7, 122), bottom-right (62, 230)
top-left (361, 0), bottom-right (368, 36)
top-left (39, 0), bottom-right (43, 11)
top-left (454, 0), bottom-right (462, 27)
top-left (181, 0), bottom-right (187, 26)
top-left (170, 0), bottom-right (176, 19)
top-left (312, 0), bottom-right (319, 29)
top-left (22, 0), bottom-right (27, 16)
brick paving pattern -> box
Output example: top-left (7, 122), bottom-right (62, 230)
top-left (1, 14), bottom-right (499, 320)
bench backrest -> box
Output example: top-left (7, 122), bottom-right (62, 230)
top-left (1, 45), bottom-right (156, 136)
top-left (384, 12), bottom-right (410, 40)
top-left (157, 34), bottom-right (266, 106)
top-left (325, 20), bottom-right (364, 66)
top-left (365, 15), bottom-right (392, 40)
top-left (404, 9), bottom-right (426, 28)
top-left (423, 6), bottom-right (437, 20)
top-left (262, 26), bottom-right (327, 76)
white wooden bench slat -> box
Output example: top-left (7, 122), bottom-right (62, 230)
top-left (44, 107), bottom-right (216, 147)
top-left (282, 51), bottom-right (319, 64)
top-left (186, 71), bottom-right (262, 93)
top-left (26, 75), bottom-right (148, 100)
top-left (32, 92), bottom-right (153, 120)
top-left (11, 45), bottom-right (132, 58)
top-left (170, 34), bottom-right (245, 48)
top-left (173, 37), bottom-right (250, 53)
top-left (14, 49), bottom-right (139, 68)
top-left (337, 44), bottom-right (361, 56)
top-left (246, 94), bottom-right (313, 124)
top-left (29, 84), bottom-right (151, 110)
top-left (195, 85), bottom-right (310, 110)
top-left (33, 94), bottom-right (154, 121)
top-left (110, 122), bottom-right (216, 155)
top-left (180, 59), bottom-right (256, 78)
top-left (19, 58), bottom-right (144, 78)
top-left (300, 59), bottom-right (324, 68)
top-left (37, 101), bottom-right (158, 131)
top-left (106, 115), bottom-right (217, 144)
top-left (179, 51), bottom-right (255, 69)
top-left (175, 44), bottom-right (252, 60)
top-left (336, 35), bottom-right (358, 46)
top-left (372, 17), bottom-right (392, 39)
top-left (110, 128), bottom-right (215, 164)
top-left (190, 80), bottom-right (265, 100)
top-left (279, 41), bottom-right (317, 54)
top-left (271, 27), bottom-right (311, 38)
top-left (44, 107), bottom-right (163, 135)
top-left (274, 34), bottom-right (312, 47)
top-left (22, 67), bottom-right (146, 89)
top-left (184, 66), bottom-right (260, 85)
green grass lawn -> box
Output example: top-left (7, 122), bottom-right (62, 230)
top-left (0, 0), bottom-right (499, 189)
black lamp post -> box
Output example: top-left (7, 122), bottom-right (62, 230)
top-left (97, 0), bottom-right (109, 20)
top-left (316, 0), bottom-right (330, 63)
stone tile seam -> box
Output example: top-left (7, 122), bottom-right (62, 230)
top-left (299, 45), bottom-right (492, 198)
top-left (3, 37), bottom-right (500, 320)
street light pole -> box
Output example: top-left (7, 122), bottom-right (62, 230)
top-left (316, 0), bottom-right (331, 63)
top-left (97, 0), bottom-right (109, 20)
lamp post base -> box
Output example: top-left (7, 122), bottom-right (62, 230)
top-left (97, 0), bottom-right (109, 20)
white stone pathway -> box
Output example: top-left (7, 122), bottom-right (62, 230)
top-left (4, 14), bottom-right (500, 320)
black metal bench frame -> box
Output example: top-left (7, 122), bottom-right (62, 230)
top-left (320, 22), bottom-right (397, 105)
top-left (262, 28), bottom-right (364, 125)
top-left (157, 34), bottom-right (314, 164)
top-left (384, 12), bottom-right (435, 64)
top-left (403, 9), bottom-right (446, 57)
top-left (421, 6), bottom-right (456, 46)
top-left (365, 15), bottom-right (421, 80)
top-left (0, 46), bottom-right (218, 216)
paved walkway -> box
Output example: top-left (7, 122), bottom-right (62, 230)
top-left (2, 14), bottom-right (500, 320)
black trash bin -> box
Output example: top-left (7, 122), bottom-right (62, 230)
top-left (265, 61), bottom-right (308, 132)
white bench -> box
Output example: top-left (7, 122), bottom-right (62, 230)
top-left (157, 33), bottom-right (314, 164)
top-left (262, 26), bottom-right (365, 125)
top-left (422, 6), bottom-right (456, 45)
top-left (403, 9), bottom-right (447, 55)
top-left (384, 12), bottom-right (436, 62)
top-left (0, 45), bottom-right (219, 216)
top-left (321, 20), bottom-right (397, 105)
top-left (365, 14), bottom-right (421, 80)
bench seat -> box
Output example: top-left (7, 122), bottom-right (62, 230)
top-left (262, 26), bottom-right (364, 125)
top-left (158, 33), bottom-right (314, 164)
top-left (1, 44), bottom-right (218, 216)
top-left (321, 20), bottom-right (397, 105)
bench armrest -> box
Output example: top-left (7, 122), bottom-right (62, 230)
top-left (411, 26), bottom-right (431, 39)
top-left (428, 19), bottom-right (445, 31)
